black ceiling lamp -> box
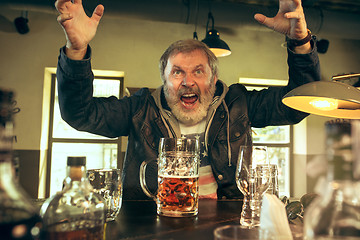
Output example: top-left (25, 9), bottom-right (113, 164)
top-left (14, 11), bottom-right (29, 34)
top-left (201, 12), bottom-right (231, 57)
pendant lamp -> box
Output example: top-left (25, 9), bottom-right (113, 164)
top-left (282, 73), bottom-right (360, 119)
top-left (201, 12), bottom-right (231, 57)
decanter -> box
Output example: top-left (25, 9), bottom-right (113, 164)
top-left (304, 119), bottom-right (360, 239)
top-left (0, 88), bottom-right (43, 240)
top-left (40, 156), bottom-right (106, 239)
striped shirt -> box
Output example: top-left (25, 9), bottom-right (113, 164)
top-left (180, 121), bottom-right (218, 199)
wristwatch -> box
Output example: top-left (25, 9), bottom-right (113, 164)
top-left (286, 29), bottom-right (312, 48)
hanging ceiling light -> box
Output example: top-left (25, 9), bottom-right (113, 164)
top-left (282, 73), bottom-right (360, 119)
top-left (201, 12), bottom-right (231, 57)
top-left (14, 11), bottom-right (29, 35)
top-left (193, 0), bottom-right (200, 41)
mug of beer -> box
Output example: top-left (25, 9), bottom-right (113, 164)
top-left (140, 137), bottom-right (200, 217)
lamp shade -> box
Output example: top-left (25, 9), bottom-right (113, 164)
top-left (201, 29), bottom-right (231, 57)
top-left (282, 81), bottom-right (360, 119)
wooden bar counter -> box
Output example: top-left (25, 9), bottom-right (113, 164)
top-left (105, 199), bottom-right (303, 240)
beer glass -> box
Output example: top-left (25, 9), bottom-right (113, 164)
top-left (87, 169), bottom-right (122, 222)
top-left (214, 225), bottom-right (276, 240)
top-left (140, 137), bottom-right (200, 217)
top-left (236, 146), bottom-right (270, 228)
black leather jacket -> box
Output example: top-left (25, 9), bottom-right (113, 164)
top-left (57, 43), bottom-right (320, 200)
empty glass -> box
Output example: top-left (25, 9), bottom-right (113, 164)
top-left (87, 169), bottom-right (122, 222)
top-left (265, 164), bottom-right (279, 197)
top-left (236, 146), bottom-right (271, 228)
top-left (214, 225), bottom-right (275, 240)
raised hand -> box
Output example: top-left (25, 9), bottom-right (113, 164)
top-left (254, 0), bottom-right (307, 40)
top-left (55, 0), bottom-right (104, 59)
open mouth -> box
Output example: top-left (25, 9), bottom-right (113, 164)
top-left (180, 93), bottom-right (199, 106)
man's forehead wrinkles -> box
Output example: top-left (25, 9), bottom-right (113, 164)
top-left (172, 65), bottom-right (182, 69)
top-left (171, 64), bottom-right (204, 70)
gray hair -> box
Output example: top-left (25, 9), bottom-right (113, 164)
top-left (159, 39), bottom-right (218, 83)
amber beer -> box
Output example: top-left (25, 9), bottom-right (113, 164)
top-left (157, 175), bottom-right (199, 217)
top-left (140, 138), bottom-right (200, 217)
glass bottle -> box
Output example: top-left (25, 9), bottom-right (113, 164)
top-left (304, 119), bottom-right (360, 239)
top-left (0, 89), bottom-right (42, 240)
top-left (40, 156), bottom-right (105, 240)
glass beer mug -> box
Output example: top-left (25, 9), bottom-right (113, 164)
top-left (140, 137), bottom-right (200, 217)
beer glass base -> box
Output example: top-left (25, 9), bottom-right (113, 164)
top-left (158, 210), bottom-right (198, 217)
top-left (106, 217), bottom-right (116, 222)
top-left (239, 196), bottom-right (261, 229)
top-left (239, 218), bottom-right (260, 229)
top-left (105, 207), bottom-right (121, 222)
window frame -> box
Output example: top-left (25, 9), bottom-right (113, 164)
top-left (240, 78), bottom-right (294, 197)
top-left (44, 73), bottom-right (124, 197)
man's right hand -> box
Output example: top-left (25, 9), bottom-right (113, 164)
top-left (55, 0), bottom-right (104, 60)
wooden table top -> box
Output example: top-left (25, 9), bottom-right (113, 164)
top-left (105, 199), bottom-right (303, 240)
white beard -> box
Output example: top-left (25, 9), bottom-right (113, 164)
top-left (164, 82), bottom-right (216, 126)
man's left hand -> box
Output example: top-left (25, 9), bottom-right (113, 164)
top-left (254, 0), bottom-right (311, 53)
top-left (254, 0), bottom-right (308, 39)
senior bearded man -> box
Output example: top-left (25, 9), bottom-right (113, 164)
top-left (55, 0), bottom-right (320, 200)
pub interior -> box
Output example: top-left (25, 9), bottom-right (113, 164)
top-left (0, 0), bottom-right (360, 239)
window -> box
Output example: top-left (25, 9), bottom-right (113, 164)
top-left (42, 68), bottom-right (124, 197)
top-left (240, 77), bottom-right (292, 197)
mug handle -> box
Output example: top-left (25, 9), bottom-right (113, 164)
top-left (139, 159), bottom-right (157, 200)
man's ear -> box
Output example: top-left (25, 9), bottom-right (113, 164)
top-left (213, 76), bottom-right (218, 85)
